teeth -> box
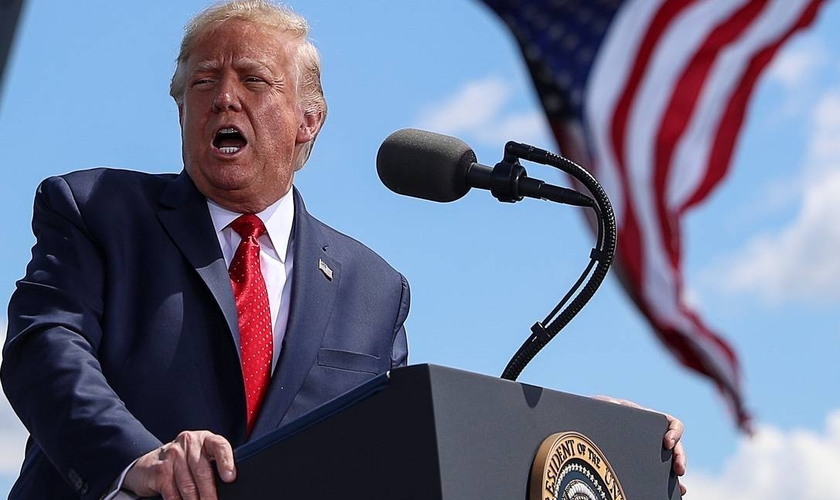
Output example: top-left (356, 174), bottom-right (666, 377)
top-left (219, 127), bottom-right (238, 134)
top-left (219, 146), bottom-right (240, 154)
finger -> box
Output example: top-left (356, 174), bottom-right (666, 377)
top-left (159, 480), bottom-right (184, 500)
top-left (170, 443), bottom-right (200, 500)
top-left (592, 395), bottom-right (643, 409)
top-left (182, 433), bottom-right (220, 500)
top-left (153, 448), bottom-right (182, 500)
top-left (672, 441), bottom-right (687, 476)
top-left (680, 480), bottom-right (687, 495)
top-left (663, 414), bottom-right (685, 450)
top-left (203, 433), bottom-right (237, 483)
top-left (592, 395), bottom-right (620, 405)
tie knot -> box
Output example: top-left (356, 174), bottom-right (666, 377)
top-left (230, 214), bottom-right (266, 239)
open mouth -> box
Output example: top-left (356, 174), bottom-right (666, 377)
top-left (213, 127), bottom-right (247, 154)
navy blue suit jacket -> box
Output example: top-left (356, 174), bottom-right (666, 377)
top-left (1, 168), bottom-right (409, 499)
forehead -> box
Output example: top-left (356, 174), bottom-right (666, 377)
top-left (187, 20), bottom-right (297, 71)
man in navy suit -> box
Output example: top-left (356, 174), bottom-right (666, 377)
top-left (2, 2), bottom-right (408, 499)
top-left (2, 1), bottom-right (685, 499)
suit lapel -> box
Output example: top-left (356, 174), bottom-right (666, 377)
top-left (156, 179), bottom-right (339, 437)
top-left (251, 189), bottom-right (341, 436)
top-left (156, 173), bottom-right (240, 350)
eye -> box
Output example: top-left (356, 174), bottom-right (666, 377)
top-left (191, 77), bottom-right (215, 88)
top-left (244, 76), bottom-right (266, 84)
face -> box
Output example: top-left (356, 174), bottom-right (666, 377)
top-left (178, 20), bottom-right (320, 213)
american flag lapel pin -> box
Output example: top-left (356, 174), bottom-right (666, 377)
top-left (318, 259), bottom-right (333, 281)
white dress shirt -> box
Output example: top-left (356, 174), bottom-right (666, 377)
top-left (207, 190), bottom-right (296, 372)
top-left (104, 191), bottom-right (296, 500)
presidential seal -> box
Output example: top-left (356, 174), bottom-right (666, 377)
top-left (530, 432), bottom-right (626, 500)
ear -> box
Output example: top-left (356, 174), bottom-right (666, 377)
top-left (177, 103), bottom-right (184, 127)
top-left (296, 111), bottom-right (322, 144)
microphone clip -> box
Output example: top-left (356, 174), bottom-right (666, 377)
top-left (490, 156), bottom-right (527, 203)
top-left (487, 141), bottom-right (596, 208)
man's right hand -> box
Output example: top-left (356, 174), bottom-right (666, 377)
top-left (123, 430), bottom-right (236, 500)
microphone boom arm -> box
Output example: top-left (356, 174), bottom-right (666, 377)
top-left (374, 128), bottom-right (616, 381)
top-left (499, 142), bottom-right (617, 381)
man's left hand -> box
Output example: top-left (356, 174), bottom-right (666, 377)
top-left (593, 396), bottom-right (687, 496)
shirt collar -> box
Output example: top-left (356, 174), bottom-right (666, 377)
top-left (206, 189), bottom-right (295, 263)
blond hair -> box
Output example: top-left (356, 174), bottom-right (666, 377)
top-left (170, 0), bottom-right (327, 169)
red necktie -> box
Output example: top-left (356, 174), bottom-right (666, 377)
top-left (228, 214), bottom-right (273, 433)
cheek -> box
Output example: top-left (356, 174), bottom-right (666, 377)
top-left (180, 129), bottom-right (200, 161)
top-left (182, 114), bottom-right (210, 149)
top-left (262, 115), bottom-right (303, 147)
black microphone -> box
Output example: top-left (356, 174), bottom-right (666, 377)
top-left (377, 129), bottom-right (616, 382)
top-left (376, 128), bottom-right (479, 202)
top-left (376, 128), bottom-right (593, 207)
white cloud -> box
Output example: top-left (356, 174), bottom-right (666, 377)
top-left (473, 111), bottom-right (551, 148)
top-left (689, 411), bottom-right (840, 499)
top-left (767, 38), bottom-right (828, 90)
top-left (763, 37), bottom-right (832, 120)
top-left (716, 88), bottom-right (840, 303)
top-left (808, 90), bottom-right (840, 170)
top-left (720, 169), bottom-right (840, 302)
top-left (416, 76), bottom-right (552, 149)
top-left (417, 77), bottom-right (512, 135)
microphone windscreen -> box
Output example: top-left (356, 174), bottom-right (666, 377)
top-left (376, 128), bottom-right (477, 202)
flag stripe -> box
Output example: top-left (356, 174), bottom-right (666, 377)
top-left (479, 0), bottom-right (827, 429)
top-left (666, 0), bottom-right (771, 213)
top-left (684, 0), bottom-right (823, 211)
top-left (654, 0), bottom-right (767, 265)
top-left (608, 1), bottom-right (737, 336)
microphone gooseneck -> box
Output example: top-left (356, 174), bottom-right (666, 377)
top-left (376, 129), bottom-right (616, 381)
top-left (498, 141), bottom-right (616, 381)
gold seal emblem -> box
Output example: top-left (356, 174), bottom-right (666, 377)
top-left (530, 432), bottom-right (626, 500)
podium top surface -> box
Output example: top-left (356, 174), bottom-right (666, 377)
top-left (224, 364), bottom-right (680, 500)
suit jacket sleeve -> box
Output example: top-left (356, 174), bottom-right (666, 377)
top-left (1, 176), bottom-right (161, 500)
top-left (390, 273), bottom-right (410, 369)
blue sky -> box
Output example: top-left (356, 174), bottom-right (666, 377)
top-left (1, 1), bottom-right (839, 498)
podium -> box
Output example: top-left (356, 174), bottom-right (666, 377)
top-left (218, 364), bottom-right (681, 499)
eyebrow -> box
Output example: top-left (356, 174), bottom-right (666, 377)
top-left (194, 60), bottom-right (221, 73)
top-left (232, 58), bottom-right (273, 73)
top-left (193, 58), bottom-right (273, 72)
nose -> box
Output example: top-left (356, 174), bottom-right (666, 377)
top-left (212, 78), bottom-right (242, 112)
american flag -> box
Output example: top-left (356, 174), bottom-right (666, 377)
top-left (479, 0), bottom-right (826, 430)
